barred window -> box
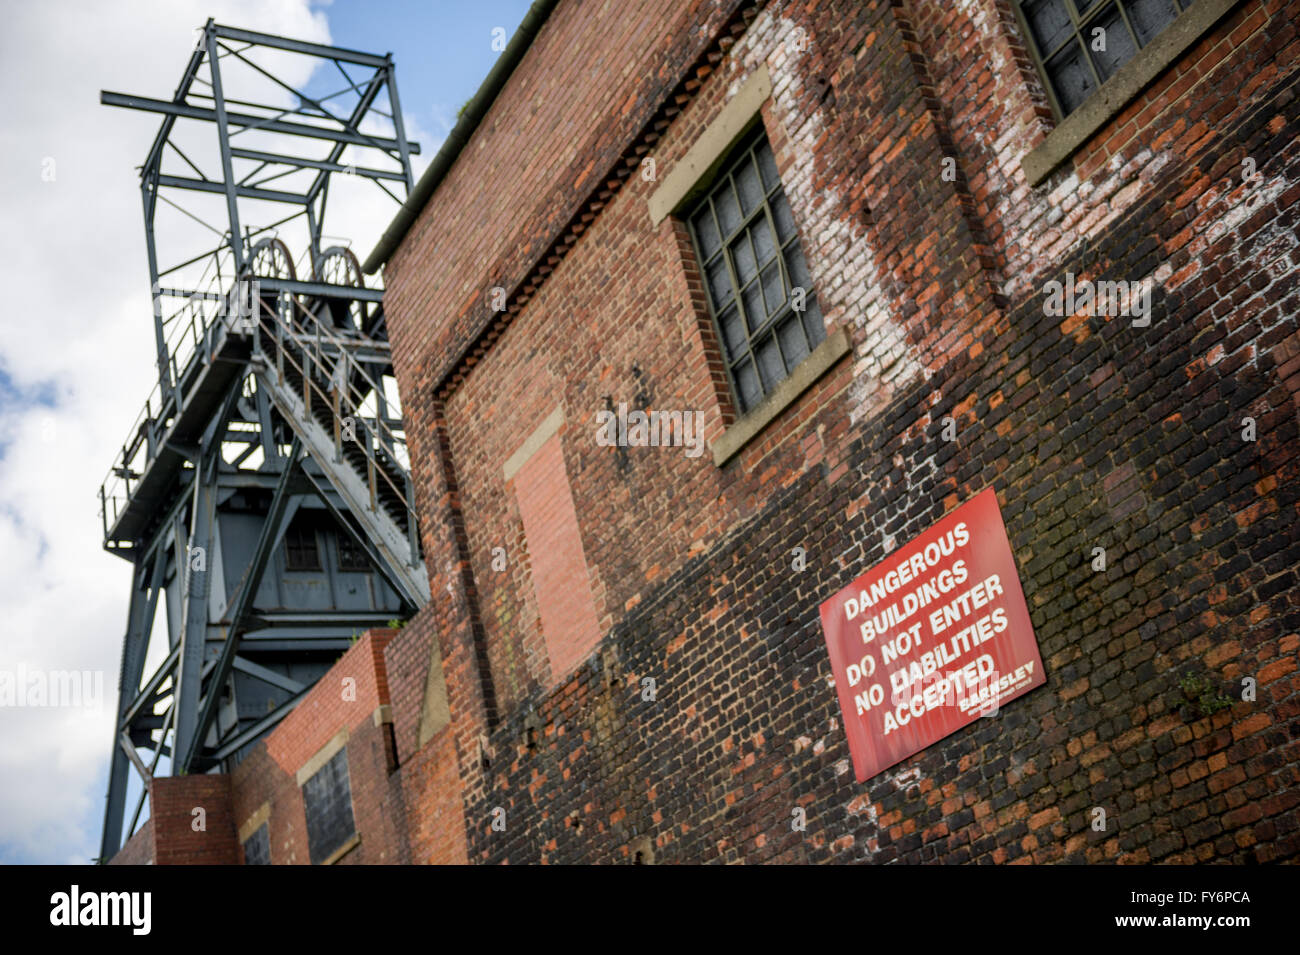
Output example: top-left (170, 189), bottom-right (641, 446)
top-left (336, 532), bottom-right (372, 572)
top-left (284, 524), bottom-right (320, 571)
top-left (687, 127), bottom-right (825, 414)
top-left (302, 747), bottom-right (356, 864)
top-left (242, 822), bottom-right (270, 865)
top-left (1016, 0), bottom-right (1194, 117)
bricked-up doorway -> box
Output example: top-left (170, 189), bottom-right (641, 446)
top-left (508, 420), bottom-right (602, 683)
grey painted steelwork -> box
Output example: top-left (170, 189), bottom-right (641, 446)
top-left (97, 20), bottom-right (427, 862)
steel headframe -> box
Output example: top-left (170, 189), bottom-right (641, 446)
top-left (97, 21), bottom-right (423, 863)
top-left (101, 18), bottom-right (418, 405)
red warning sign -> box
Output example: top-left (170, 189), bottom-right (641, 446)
top-left (819, 488), bottom-right (1045, 782)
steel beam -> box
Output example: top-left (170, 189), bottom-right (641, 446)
top-left (142, 172), bottom-right (173, 402)
top-left (100, 555), bottom-right (162, 860)
top-left (232, 656), bottom-right (305, 694)
top-left (126, 704), bottom-right (175, 842)
top-left (305, 65), bottom-right (391, 205)
top-left (173, 452), bottom-right (218, 769)
top-left (384, 65), bottom-right (415, 191)
top-left (99, 92), bottom-right (421, 154)
top-left (141, 20), bottom-right (210, 177)
top-left (156, 173), bottom-right (307, 206)
top-left (189, 437), bottom-right (301, 757)
top-left (212, 23), bottom-right (391, 67)
top-left (256, 277), bottom-right (385, 302)
top-left (207, 687), bottom-right (309, 764)
top-left (119, 732), bottom-right (153, 785)
top-left (121, 643), bottom-right (180, 729)
top-left (238, 636), bottom-right (355, 652)
top-left (204, 28), bottom-right (245, 273)
top-left (243, 611), bottom-right (403, 626)
top-left (229, 148), bottom-right (407, 183)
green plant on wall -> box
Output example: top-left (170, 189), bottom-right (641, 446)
top-left (1177, 672), bottom-right (1232, 720)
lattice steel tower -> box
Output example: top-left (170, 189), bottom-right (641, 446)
top-left (97, 21), bottom-right (427, 860)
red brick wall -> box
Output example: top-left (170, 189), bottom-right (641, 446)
top-left (149, 775), bottom-right (237, 865)
top-left (379, 0), bottom-right (757, 804)
top-left (108, 0), bottom-right (1299, 869)
top-left (910, 0), bottom-right (1296, 315)
top-left (511, 430), bottom-right (603, 685)
top-left (261, 629), bottom-right (394, 776)
top-left (224, 628), bottom-right (410, 864)
top-left (385, 0), bottom-right (746, 392)
top-left (399, 727), bottom-right (468, 864)
top-left (228, 745), bottom-right (303, 864)
top-left (108, 818), bottom-right (153, 866)
top-left (388, 0), bottom-right (1300, 863)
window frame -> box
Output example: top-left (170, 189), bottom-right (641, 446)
top-left (242, 821), bottom-right (271, 865)
top-left (301, 746), bottom-right (357, 865)
top-left (283, 523), bottom-right (322, 572)
top-left (335, 531), bottom-right (372, 573)
top-left (684, 123), bottom-right (825, 414)
top-left (1013, 0), bottom-right (1197, 120)
top-left (1019, 0), bottom-right (1246, 186)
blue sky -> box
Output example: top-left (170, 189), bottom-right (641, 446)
top-left (0, 0), bottom-right (535, 866)
top-left (321, 0), bottom-right (533, 148)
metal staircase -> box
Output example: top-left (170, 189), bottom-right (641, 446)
top-left (246, 282), bottom-right (427, 604)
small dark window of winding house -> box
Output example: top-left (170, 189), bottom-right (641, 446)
top-left (302, 748), bottom-right (356, 864)
top-left (242, 822), bottom-right (270, 865)
top-left (1016, 0), bottom-right (1194, 117)
top-left (336, 532), bottom-right (372, 572)
top-left (284, 524), bottom-right (321, 571)
top-left (686, 126), bottom-right (825, 414)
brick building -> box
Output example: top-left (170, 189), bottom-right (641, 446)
top-left (115, 0), bottom-right (1299, 865)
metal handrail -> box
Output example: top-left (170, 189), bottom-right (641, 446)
top-left (99, 249), bottom-right (236, 534)
top-left (251, 299), bottom-right (413, 528)
top-left (281, 292), bottom-right (402, 436)
top-left (98, 262), bottom-right (416, 559)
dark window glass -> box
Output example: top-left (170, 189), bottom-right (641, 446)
top-left (1045, 38), bottom-right (1097, 114)
top-left (1088, 5), bottom-right (1138, 81)
top-left (1017, 0), bottom-right (1192, 117)
top-left (284, 524), bottom-right (320, 571)
top-left (1128, 0), bottom-right (1182, 44)
top-left (303, 748), bottom-right (356, 864)
top-left (686, 127), bottom-right (826, 414)
top-left (242, 822), bottom-right (270, 865)
top-left (336, 532), bottom-right (371, 572)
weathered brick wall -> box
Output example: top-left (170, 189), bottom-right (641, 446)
top-left (255, 629), bottom-right (395, 779)
top-left (381, 0), bottom-right (757, 796)
top-left (108, 818), bottom-right (153, 866)
top-left (399, 728), bottom-right (468, 864)
top-left (225, 629), bottom-right (410, 864)
top-left (380, 0), bottom-right (1299, 864)
top-left (149, 776), bottom-right (238, 865)
top-left (227, 744), bottom-right (305, 864)
top-left (912, 0), bottom-right (1295, 311)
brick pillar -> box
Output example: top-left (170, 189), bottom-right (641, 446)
top-left (149, 775), bottom-right (238, 865)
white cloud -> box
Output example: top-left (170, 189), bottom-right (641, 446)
top-left (0, 0), bottom-right (427, 864)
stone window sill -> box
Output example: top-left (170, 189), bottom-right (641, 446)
top-left (1022, 0), bottom-right (1247, 187)
top-left (321, 832), bottom-right (361, 866)
top-left (711, 326), bottom-right (851, 467)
